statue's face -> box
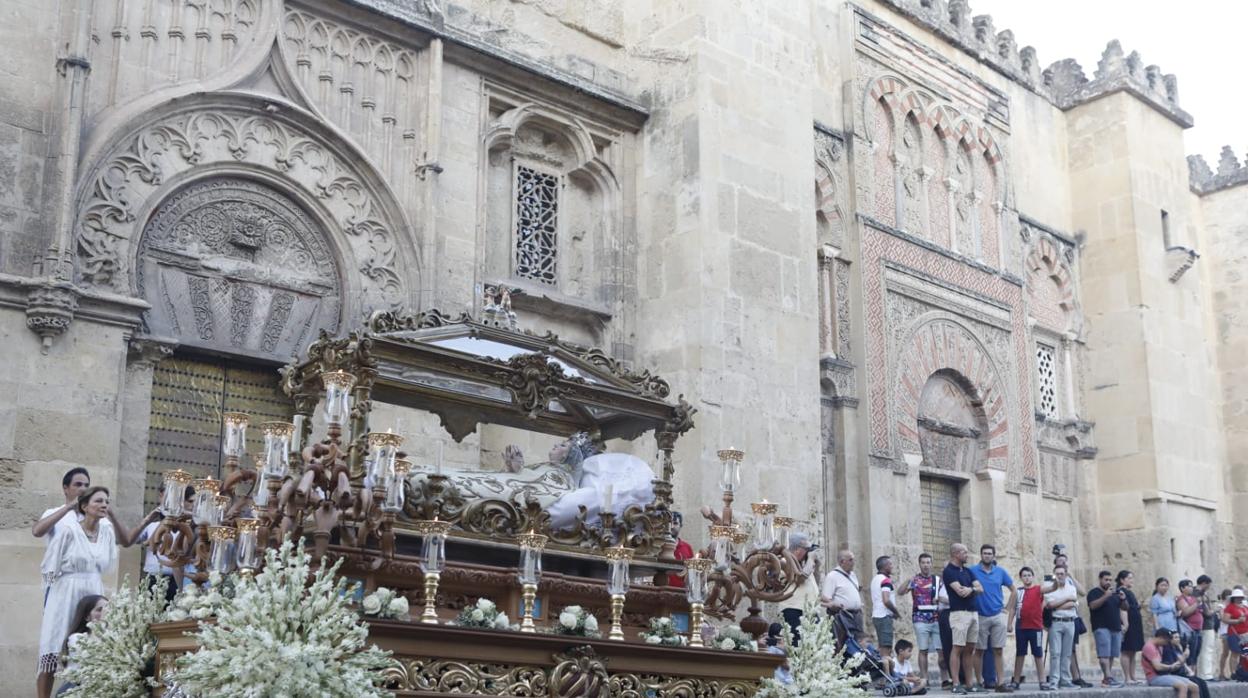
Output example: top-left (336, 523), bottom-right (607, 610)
top-left (549, 441), bottom-right (571, 464)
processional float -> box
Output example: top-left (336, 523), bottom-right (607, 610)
top-left (147, 301), bottom-right (809, 696)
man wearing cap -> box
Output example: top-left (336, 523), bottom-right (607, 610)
top-left (779, 532), bottom-right (819, 645)
top-left (1221, 588), bottom-right (1248, 660)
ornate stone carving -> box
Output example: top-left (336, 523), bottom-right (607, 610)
top-left (74, 106), bottom-right (411, 320)
top-left (25, 283), bottom-right (79, 354)
top-left (380, 657), bottom-right (550, 695)
top-left (497, 353), bottom-right (566, 417)
top-left (135, 177), bottom-right (343, 359)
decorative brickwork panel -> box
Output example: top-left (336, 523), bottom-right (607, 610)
top-left (921, 476), bottom-right (962, 559)
top-left (513, 165), bottom-right (560, 285)
top-left (1026, 236), bottom-right (1077, 333)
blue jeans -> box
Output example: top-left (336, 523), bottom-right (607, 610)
top-left (1047, 620), bottom-right (1076, 686)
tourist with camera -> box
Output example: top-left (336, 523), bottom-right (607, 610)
top-left (1087, 570), bottom-right (1127, 687)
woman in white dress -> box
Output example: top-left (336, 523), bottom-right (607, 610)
top-left (36, 486), bottom-right (116, 698)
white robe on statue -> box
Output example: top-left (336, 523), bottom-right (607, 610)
top-left (37, 517), bottom-right (115, 674)
top-left (547, 453), bottom-right (656, 530)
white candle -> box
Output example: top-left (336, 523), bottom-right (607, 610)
top-left (435, 440), bottom-right (444, 476)
top-left (602, 484), bottom-right (614, 512)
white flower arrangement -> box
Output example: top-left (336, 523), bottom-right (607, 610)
top-left (60, 574), bottom-right (170, 698)
top-left (755, 599), bottom-right (868, 698)
top-left (360, 586), bottom-right (410, 620)
top-left (638, 616), bottom-right (688, 647)
top-left (167, 538), bottom-right (392, 698)
top-left (712, 624), bottom-right (757, 652)
top-left (164, 573), bottom-right (233, 623)
top-left (453, 597), bottom-right (512, 630)
top-left (551, 604), bottom-right (600, 638)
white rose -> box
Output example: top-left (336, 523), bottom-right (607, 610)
top-left (191, 606), bottom-right (212, 620)
top-left (584, 615), bottom-right (598, 632)
top-left (719, 638), bottom-right (735, 650)
top-left (646, 635), bottom-right (661, 644)
top-left (362, 594), bottom-right (382, 615)
top-left (559, 612), bottom-right (578, 629)
top-left (167, 609), bottom-right (189, 622)
top-left (476, 598), bottom-right (495, 612)
top-left (389, 597), bottom-right (409, 617)
top-left (494, 613), bottom-right (510, 629)
top-left (658, 617), bottom-right (671, 626)
top-left (471, 608), bottom-right (485, 622)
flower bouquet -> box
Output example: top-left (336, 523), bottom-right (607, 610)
top-left (164, 572), bottom-right (232, 622)
top-left (60, 575), bottom-right (169, 698)
top-left (552, 605), bottom-right (600, 637)
top-left (712, 624), bottom-right (757, 652)
top-left (455, 597), bottom-right (511, 630)
top-left (639, 616), bottom-right (688, 646)
top-left (361, 586), bottom-right (410, 620)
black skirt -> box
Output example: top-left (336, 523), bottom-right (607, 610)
top-left (1122, 590), bottom-right (1145, 652)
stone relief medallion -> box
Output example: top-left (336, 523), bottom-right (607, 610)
top-left (137, 177), bottom-right (342, 360)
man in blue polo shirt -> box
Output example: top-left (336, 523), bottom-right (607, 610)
top-left (970, 544), bottom-right (1016, 693)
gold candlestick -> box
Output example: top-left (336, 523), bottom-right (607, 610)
top-left (520, 582), bottom-right (538, 633)
top-left (609, 593), bottom-right (626, 641)
top-left (690, 602), bottom-right (706, 648)
top-left (421, 572), bottom-right (441, 624)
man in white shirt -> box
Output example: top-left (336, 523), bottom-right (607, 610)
top-left (30, 468), bottom-right (92, 600)
top-left (871, 555), bottom-right (900, 660)
top-left (779, 532), bottom-right (820, 646)
top-left (1044, 564), bottom-right (1079, 689)
top-left (822, 549), bottom-right (863, 645)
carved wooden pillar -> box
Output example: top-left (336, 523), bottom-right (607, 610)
top-left (654, 430), bottom-right (678, 562)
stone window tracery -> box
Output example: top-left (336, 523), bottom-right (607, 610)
top-left (1036, 343), bottom-right (1058, 419)
top-left (513, 164), bottom-right (561, 285)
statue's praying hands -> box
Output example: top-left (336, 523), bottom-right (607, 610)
top-left (503, 445), bottom-right (525, 473)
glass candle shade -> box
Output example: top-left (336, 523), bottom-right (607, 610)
top-left (516, 531), bottom-right (548, 586)
top-left (191, 477), bottom-right (221, 526)
top-left (208, 525), bottom-right (237, 575)
top-left (382, 460), bottom-right (412, 513)
top-left (710, 525), bottom-right (735, 570)
top-left (605, 544), bottom-right (634, 596)
top-left (750, 501), bottom-right (777, 550)
top-left (716, 448), bottom-right (743, 494)
top-left (321, 371), bottom-right (356, 425)
top-left (251, 458), bottom-right (270, 508)
top-left (684, 555), bottom-right (714, 605)
top-left (212, 494), bottom-right (230, 526)
top-left (161, 470), bottom-right (194, 517)
top-left (774, 516), bottom-right (794, 551)
top-left (291, 414), bottom-right (306, 455)
top-left (415, 519), bottom-right (452, 574)
top-left (260, 422), bottom-right (295, 479)
top-left (235, 518), bottom-right (261, 571)
top-left (222, 412), bottom-right (250, 459)
top-left (731, 529), bottom-right (751, 558)
top-left (365, 431), bottom-right (403, 482)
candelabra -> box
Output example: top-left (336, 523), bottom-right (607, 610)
top-left (684, 555), bottom-right (713, 648)
top-left (605, 544), bottom-right (634, 641)
top-left (416, 518), bottom-right (451, 624)
top-left (516, 530), bottom-right (548, 633)
top-left (701, 448), bottom-right (809, 640)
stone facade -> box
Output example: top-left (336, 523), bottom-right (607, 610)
top-left (0, 0), bottom-right (1241, 679)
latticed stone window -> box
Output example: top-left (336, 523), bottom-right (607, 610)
top-left (514, 164), bottom-right (560, 284)
top-left (1036, 343), bottom-right (1058, 419)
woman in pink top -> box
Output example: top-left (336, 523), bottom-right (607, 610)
top-left (1175, 580), bottom-right (1204, 670)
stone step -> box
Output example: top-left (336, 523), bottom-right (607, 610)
top-left (912, 682), bottom-right (1246, 696)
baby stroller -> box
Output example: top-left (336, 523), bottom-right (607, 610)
top-left (843, 634), bottom-right (911, 696)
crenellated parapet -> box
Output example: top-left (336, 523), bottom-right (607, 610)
top-left (1188, 147), bottom-right (1248, 194)
top-left (877, 1), bottom-right (1193, 128)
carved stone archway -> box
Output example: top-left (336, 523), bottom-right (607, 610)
top-left (72, 93), bottom-right (419, 320)
top-left (137, 176), bottom-right (342, 360)
top-left (893, 317), bottom-right (1009, 471)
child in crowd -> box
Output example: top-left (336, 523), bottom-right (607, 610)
top-left (56, 594), bottom-right (107, 696)
top-left (1009, 566), bottom-right (1045, 690)
top-left (892, 639), bottom-right (928, 694)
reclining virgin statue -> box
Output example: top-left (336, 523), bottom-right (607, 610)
top-left (410, 432), bottom-right (656, 531)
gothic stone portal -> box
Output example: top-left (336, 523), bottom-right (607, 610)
top-left (137, 177), bottom-right (342, 360)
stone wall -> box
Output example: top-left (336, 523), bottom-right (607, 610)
top-left (0, 0), bottom-right (1242, 683)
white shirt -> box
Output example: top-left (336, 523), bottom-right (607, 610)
top-left (822, 567), bottom-right (863, 611)
top-left (871, 573), bottom-right (895, 619)
top-left (894, 657), bottom-right (914, 678)
top-left (38, 506), bottom-right (83, 592)
top-left (1045, 582), bottom-right (1078, 619)
top-left (136, 520), bottom-right (178, 576)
